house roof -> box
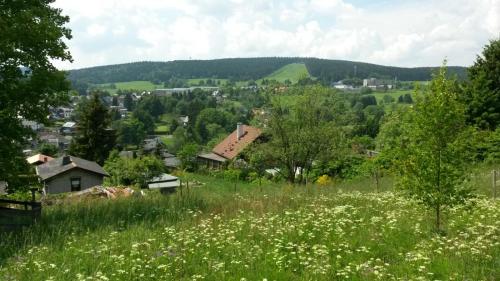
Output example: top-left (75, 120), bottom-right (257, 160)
top-left (147, 174), bottom-right (180, 189)
top-left (212, 125), bottom-right (261, 160)
top-left (198, 152), bottom-right (227, 163)
top-left (164, 156), bottom-right (180, 168)
top-left (36, 156), bottom-right (109, 181)
top-left (147, 173), bottom-right (178, 183)
top-left (26, 154), bottom-right (54, 165)
top-left (62, 121), bottom-right (76, 128)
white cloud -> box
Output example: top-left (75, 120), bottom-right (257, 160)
top-left (52, 0), bottom-right (500, 69)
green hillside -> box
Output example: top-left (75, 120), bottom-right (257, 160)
top-left (262, 63), bottom-right (310, 83)
top-left (68, 58), bottom-right (468, 92)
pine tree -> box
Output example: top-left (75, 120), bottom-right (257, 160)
top-left (463, 39), bottom-right (500, 130)
top-left (69, 94), bottom-right (116, 165)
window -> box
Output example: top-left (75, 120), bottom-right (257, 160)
top-left (70, 177), bottom-right (81, 192)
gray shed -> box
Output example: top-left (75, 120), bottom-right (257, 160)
top-left (36, 156), bottom-right (109, 194)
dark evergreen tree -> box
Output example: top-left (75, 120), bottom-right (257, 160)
top-left (403, 93), bottom-right (413, 104)
top-left (69, 94), bottom-right (116, 165)
top-left (462, 39), bottom-right (500, 130)
top-left (124, 93), bottom-right (134, 111)
top-left (133, 109), bottom-right (155, 134)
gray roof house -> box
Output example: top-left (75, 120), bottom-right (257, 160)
top-left (36, 156), bottom-right (109, 194)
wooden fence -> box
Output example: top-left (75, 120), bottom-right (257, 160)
top-left (0, 193), bottom-right (41, 232)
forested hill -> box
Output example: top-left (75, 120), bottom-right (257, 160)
top-left (68, 57), bottom-right (467, 85)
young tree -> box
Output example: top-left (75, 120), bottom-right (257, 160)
top-left (69, 93), bottom-right (116, 165)
top-left (132, 108), bottom-right (155, 134)
top-left (0, 0), bottom-right (72, 189)
top-left (177, 143), bottom-right (199, 172)
top-left (116, 118), bottom-right (146, 148)
top-left (267, 86), bottom-right (344, 184)
top-left (104, 151), bottom-right (165, 188)
top-left (37, 143), bottom-right (59, 157)
top-left (393, 65), bottom-right (475, 232)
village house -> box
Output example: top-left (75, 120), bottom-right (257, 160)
top-left (21, 119), bottom-right (44, 131)
top-left (178, 116), bottom-right (189, 126)
top-left (36, 155), bottom-right (109, 194)
top-left (38, 132), bottom-right (71, 151)
top-left (26, 154), bottom-right (54, 166)
top-left (197, 123), bottom-right (262, 169)
top-left (60, 121), bottom-right (77, 135)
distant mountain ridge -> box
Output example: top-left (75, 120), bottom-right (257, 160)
top-left (68, 57), bottom-right (467, 85)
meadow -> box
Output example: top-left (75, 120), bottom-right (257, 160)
top-left (0, 172), bottom-right (498, 281)
top-left (259, 63), bottom-right (310, 84)
top-left (94, 81), bottom-right (164, 94)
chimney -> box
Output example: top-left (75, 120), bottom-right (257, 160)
top-left (43, 157), bottom-right (48, 162)
top-left (236, 123), bottom-right (244, 140)
top-left (62, 155), bottom-right (71, 165)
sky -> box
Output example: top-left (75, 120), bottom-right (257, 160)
top-left (52, 0), bottom-right (500, 70)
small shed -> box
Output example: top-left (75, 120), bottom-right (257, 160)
top-left (26, 154), bottom-right (54, 166)
top-left (147, 174), bottom-right (180, 194)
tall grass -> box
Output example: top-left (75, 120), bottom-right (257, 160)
top-left (0, 173), bottom-right (498, 280)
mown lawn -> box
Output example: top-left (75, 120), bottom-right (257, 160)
top-left (0, 173), bottom-right (498, 281)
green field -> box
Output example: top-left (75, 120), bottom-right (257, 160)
top-left (94, 81), bottom-right (164, 94)
top-left (369, 90), bottom-right (414, 105)
top-left (260, 63), bottom-right (311, 84)
top-left (0, 170), bottom-right (498, 280)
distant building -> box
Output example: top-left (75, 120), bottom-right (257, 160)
top-left (163, 152), bottom-right (180, 169)
top-left (332, 81), bottom-right (353, 90)
top-left (60, 121), bottom-right (77, 135)
top-left (147, 173), bottom-right (180, 193)
top-left (178, 116), bottom-right (189, 126)
top-left (39, 132), bottom-right (71, 150)
top-left (363, 78), bottom-right (393, 90)
top-left (153, 87), bottom-right (219, 96)
top-left (36, 155), bottom-right (109, 194)
top-left (197, 123), bottom-right (262, 169)
top-left (26, 154), bottom-right (54, 166)
top-left (22, 119), bottom-right (44, 131)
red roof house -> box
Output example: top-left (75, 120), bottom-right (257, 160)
top-left (198, 124), bottom-right (262, 168)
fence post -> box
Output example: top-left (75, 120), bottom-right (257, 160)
top-left (493, 170), bottom-right (497, 200)
top-left (30, 188), bottom-right (37, 202)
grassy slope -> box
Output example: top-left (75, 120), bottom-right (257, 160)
top-left (260, 63), bottom-right (310, 83)
top-left (95, 81), bottom-right (164, 94)
top-left (0, 172), bottom-right (498, 280)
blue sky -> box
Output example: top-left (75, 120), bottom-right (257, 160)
top-left (53, 0), bottom-right (499, 70)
